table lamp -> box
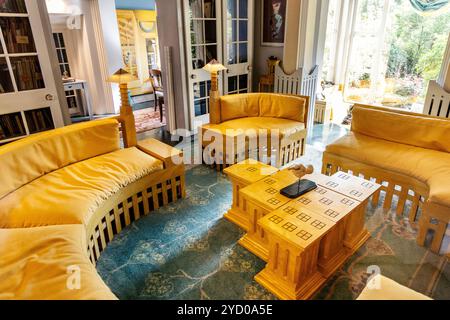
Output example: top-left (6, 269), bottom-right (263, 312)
top-left (203, 60), bottom-right (227, 124)
top-left (107, 68), bottom-right (138, 147)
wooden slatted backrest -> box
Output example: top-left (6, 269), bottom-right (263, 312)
top-left (274, 65), bottom-right (303, 95)
top-left (424, 80), bottom-right (450, 119)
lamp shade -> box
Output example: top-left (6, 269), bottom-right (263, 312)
top-left (202, 59), bottom-right (227, 73)
top-left (107, 68), bottom-right (137, 84)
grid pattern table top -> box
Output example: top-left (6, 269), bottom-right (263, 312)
top-left (240, 170), bottom-right (299, 210)
top-left (224, 160), bottom-right (279, 184)
top-left (259, 203), bottom-right (335, 249)
top-left (293, 186), bottom-right (360, 223)
top-left (303, 172), bottom-right (381, 202)
top-left (254, 170), bottom-right (381, 250)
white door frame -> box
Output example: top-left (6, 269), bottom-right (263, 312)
top-left (0, 0), bottom-right (67, 132)
top-left (222, 0), bottom-right (254, 95)
top-left (183, 0), bottom-right (224, 131)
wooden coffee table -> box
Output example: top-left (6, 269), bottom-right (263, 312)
top-left (223, 160), bottom-right (279, 231)
top-left (223, 161), bottom-right (381, 299)
top-left (256, 203), bottom-right (335, 300)
top-left (238, 170), bottom-right (299, 260)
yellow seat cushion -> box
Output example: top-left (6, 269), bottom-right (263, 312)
top-left (326, 133), bottom-right (450, 211)
top-left (357, 275), bottom-right (431, 300)
top-left (258, 94), bottom-right (307, 122)
top-left (0, 147), bottom-right (163, 228)
top-left (0, 118), bottom-right (120, 200)
top-left (203, 117), bottom-right (305, 139)
top-left (219, 93), bottom-right (260, 122)
top-left (219, 93), bottom-right (307, 123)
top-left (352, 105), bottom-right (450, 153)
top-left (0, 225), bottom-right (116, 300)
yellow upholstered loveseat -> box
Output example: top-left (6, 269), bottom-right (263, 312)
top-left (323, 105), bottom-right (450, 254)
top-left (201, 93), bottom-right (309, 168)
top-left (0, 118), bottom-right (185, 299)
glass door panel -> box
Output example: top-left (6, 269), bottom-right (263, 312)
top-left (185, 0), bottom-right (222, 128)
top-left (0, 57), bottom-right (14, 93)
top-left (10, 56), bottom-right (45, 91)
top-left (0, 17), bottom-right (36, 53)
top-left (0, 0), bottom-right (65, 143)
top-left (223, 0), bottom-right (252, 95)
top-left (0, 0), bottom-right (27, 13)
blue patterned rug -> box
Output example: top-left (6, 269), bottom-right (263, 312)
top-left (96, 165), bottom-right (449, 300)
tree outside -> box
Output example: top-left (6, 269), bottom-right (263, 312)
top-left (342, 0), bottom-right (450, 110)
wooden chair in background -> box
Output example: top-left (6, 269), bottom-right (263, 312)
top-left (149, 69), bottom-right (164, 122)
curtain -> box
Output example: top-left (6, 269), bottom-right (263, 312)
top-left (409, 0), bottom-right (450, 14)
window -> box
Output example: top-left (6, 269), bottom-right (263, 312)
top-left (53, 33), bottom-right (71, 77)
top-left (322, 0), bottom-right (450, 112)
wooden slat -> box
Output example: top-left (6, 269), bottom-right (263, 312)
top-left (152, 185), bottom-right (160, 210)
top-left (383, 183), bottom-right (395, 210)
top-left (98, 223), bottom-right (107, 250)
top-left (142, 189), bottom-right (150, 214)
top-left (180, 176), bottom-right (186, 198)
top-left (93, 236), bottom-right (101, 262)
top-left (396, 187), bottom-right (409, 216)
top-left (113, 205), bottom-right (122, 233)
top-left (123, 200), bottom-right (131, 226)
top-left (105, 211), bottom-right (114, 241)
top-left (371, 178), bottom-right (381, 206)
top-left (88, 244), bottom-right (96, 265)
top-left (132, 194), bottom-right (140, 220)
top-left (162, 182), bottom-right (169, 205)
top-left (409, 193), bottom-right (421, 223)
top-left (171, 178), bottom-right (177, 201)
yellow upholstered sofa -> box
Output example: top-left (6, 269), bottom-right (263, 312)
top-left (323, 104), bottom-right (450, 254)
top-left (0, 117), bottom-right (185, 299)
top-left (201, 93), bottom-right (309, 168)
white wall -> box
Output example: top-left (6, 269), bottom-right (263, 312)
top-left (46, 0), bottom-right (123, 115)
top-left (252, 0), bottom-right (284, 91)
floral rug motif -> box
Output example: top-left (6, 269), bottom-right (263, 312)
top-left (96, 165), bottom-right (449, 300)
top-left (133, 107), bottom-right (165, 134)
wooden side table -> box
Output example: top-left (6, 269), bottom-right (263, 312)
top-left (238, 170), bottom-right (299, 260)
top-left (256, 204), bottom-right (335, 300)
top-left (223, 160), bottom-right (278, 231)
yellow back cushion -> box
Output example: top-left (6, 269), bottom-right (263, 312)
top-left (258, 94), bottom-right (306, 122)
top-left (220, 94), bottom-right (260, 122)
top-left (0, 118), bottom-right (120, 199)
top-left (352, 105), bottom-right (450, 153)
top-left (219, 93), bottom-right (307, 123)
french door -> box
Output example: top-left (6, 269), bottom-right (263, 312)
top-left (0, 0), bottom-right (65, 143)
top-left (184, 0), bottom-right (253, 129)
top-left (223, 0), bottom-right (253, 95)
top-left (184, 0), bottom-right (223, 128)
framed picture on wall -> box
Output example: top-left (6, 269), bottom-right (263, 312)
top-left (261, 0), bottom-right (287, 47)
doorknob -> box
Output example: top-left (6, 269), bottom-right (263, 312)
top-left (191, 74), bottom-right (197, 79)
top-left (247, 66), bottom-right (253, 71)
top-left (226, 70), bottom-right (230, 74)
top-left (45, 94), bottom-right (54, 101)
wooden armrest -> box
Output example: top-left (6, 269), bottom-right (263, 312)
top-left (138, 138), bottom-right (183, 168)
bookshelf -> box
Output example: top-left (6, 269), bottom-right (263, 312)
top-left (0, 0), bottom-right (63, 144)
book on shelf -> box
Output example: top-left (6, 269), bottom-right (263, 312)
top-left (1, 16), bottom-right (35, 54)
top-left (12, 56), bottom-right (44, 91)
top-left (0, 0), bottom-right (27, 14)
top-left (0, 113), bottom-right (26, 140)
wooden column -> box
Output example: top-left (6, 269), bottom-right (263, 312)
top-left (119, 83), bottom-right (137, 148)
top-left (209, 72), bottom-right (221, 124)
